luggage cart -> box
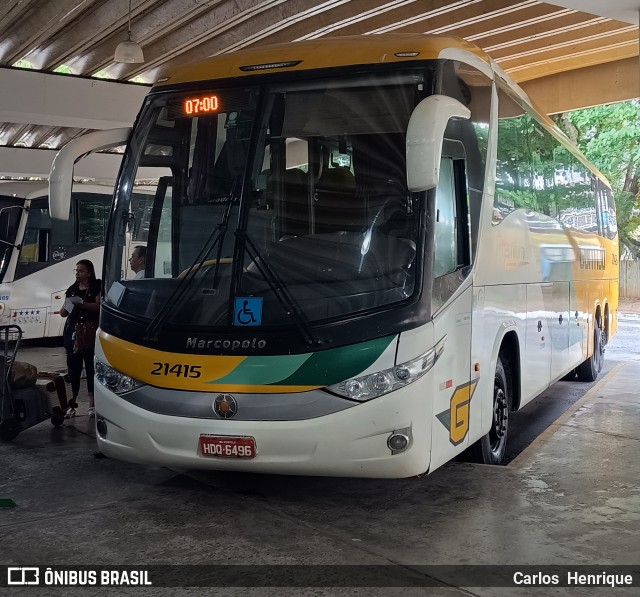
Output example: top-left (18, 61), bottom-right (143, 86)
top-left (0, 325), bottom-right (63, 441)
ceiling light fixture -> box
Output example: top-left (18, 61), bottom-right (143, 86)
top-left (114, 0), bottom-right (144, 64)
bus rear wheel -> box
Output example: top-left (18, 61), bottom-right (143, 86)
top-left (469, 356), bottom-right (511, 465)
top-left (576, 318), bottom-right (604, 382)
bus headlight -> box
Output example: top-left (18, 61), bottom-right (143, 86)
top-left (326, 336), bottom-right (446, 401)
top-left (95, 358), bottom-right (144, 395)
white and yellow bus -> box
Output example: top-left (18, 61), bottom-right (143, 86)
top-left (49, 35), bottom-right (618, 477)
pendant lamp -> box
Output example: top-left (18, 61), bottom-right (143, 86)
top-left (114, 0), bottom-right (144, 64)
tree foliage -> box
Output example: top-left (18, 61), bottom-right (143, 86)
top-left (496, 114), bottom-right (594, 218)
top-left (555, 100), bottom-right (640, 255)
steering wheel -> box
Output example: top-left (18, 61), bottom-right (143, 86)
top-left (178, 258), bottom-right (233, 279)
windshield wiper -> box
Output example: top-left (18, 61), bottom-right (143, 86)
top-left (144, 197), bottom-right (236, 341)
top-left (235, 229), bottom-right (325, 347)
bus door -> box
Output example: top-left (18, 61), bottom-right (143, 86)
top-left (429, 153), bottom-right (474, 471)
top-left (548, 278), bottom-right (571, 381)
top-left (47, 289), bottom-right (67, 337)
top-left (569, 281), bottom-right (587, 366)
top-left (12, 197), bottom-right (53, 338)
top-left (524, 282), bottom-right (552, 397)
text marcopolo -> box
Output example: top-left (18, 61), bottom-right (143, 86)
top-left (187, 336), bottom-right (267, 350)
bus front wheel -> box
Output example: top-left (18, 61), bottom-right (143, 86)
top-left (576, 318), bottom-right (604, 382)
top-left (469, 356), bottom-right (511, 465)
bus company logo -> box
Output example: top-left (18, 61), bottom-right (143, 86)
top-left (436, 380), bottom-right (478, 446)
top-left (52, 250), bottom-right (67, 261)
top-left (6, 566), bottom-right (152, 586)
top-left (213, 394), bottom-right (237, 419)
top-left (579, 247), bottom-right (605, 271)
top-left (7, 567), bottom-right (39, 585)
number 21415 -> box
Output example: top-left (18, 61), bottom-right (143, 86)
top-left (151, 363), bottom-right (202, 378)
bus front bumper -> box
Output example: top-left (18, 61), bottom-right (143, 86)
top-left (94, 385), bottom-right (432, 479)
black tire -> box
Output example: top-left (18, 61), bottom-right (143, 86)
top-left (468, 356), bottom-right (511, 465)
top-left (576, 318), bottom-right (604, 382)
top-left (0, 418), bottom-right (21, 441)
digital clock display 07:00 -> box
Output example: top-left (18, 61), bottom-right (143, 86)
top-left (184, 95), bottom-right (220, 115)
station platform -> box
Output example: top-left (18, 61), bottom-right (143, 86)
top-left (1, 337), bottom-right (638, 594)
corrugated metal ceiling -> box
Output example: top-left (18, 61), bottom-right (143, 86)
top-left (0, 0), bottom-right (638, 152)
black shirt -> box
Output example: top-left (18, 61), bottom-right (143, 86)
top-left (65, 279), bottom-right (101, 326)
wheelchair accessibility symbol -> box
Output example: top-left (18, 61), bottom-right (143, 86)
top-left (234, 297), bottom-right (263, 326)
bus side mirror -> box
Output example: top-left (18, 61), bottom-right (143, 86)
top-left (49, 128), bottom-right (132, 220)
top-left (406, 95), bottom-right (470, 192)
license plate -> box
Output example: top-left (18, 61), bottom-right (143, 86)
top-left (199, 435), bottom-right (256, 459)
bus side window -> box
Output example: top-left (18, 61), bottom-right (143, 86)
top-left (433, 155), bottom-right (471, 276)
top-left (432, 154), bottom-right (472, 311)
top-left (18, 200), bottom-right (51, 264)
top-left (77, 197), bottom-right (109, 245)
top-left (14, 198), bottom-right (54, 281)
top-left (433, 158), bottom-right (457, 278)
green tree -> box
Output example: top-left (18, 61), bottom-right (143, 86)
top-left (496, 113), bottom-right (593, 217)
top-left (556, 101), bottom-right (640, 255)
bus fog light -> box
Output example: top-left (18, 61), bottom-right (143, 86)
top-left (96, 418), bottom-right (108, 438)
top-left (387, 431), bottom-right (411, 454)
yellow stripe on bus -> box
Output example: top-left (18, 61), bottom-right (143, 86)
top-left (98, 332), bottom-right (320, 393)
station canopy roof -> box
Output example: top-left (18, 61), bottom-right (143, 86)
top-left (0, 0), bottom-right (638, 179)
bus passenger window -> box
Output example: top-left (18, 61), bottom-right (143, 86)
top-left (78, 199), bottom-right (109, 245)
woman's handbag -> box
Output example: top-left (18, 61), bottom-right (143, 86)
top-left (73, 321), bottom-right (98, 354)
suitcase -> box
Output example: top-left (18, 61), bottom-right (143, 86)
top-left (0, 325), bottom-right (65, 441)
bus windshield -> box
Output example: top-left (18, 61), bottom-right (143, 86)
top-left (104, 69), bottom-right (428, 332)
top-left (0, 197), bottom-right (24, 283)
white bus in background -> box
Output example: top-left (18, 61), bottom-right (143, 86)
top-left (0, 181), bottom-right (149, 339)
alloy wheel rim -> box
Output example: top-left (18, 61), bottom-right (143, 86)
top-left (594, 327), bottom-right (604, 372)
top-left (490, 384), bottom-right (508, 455)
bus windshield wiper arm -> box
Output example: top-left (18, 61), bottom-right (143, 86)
top-left (144, 198), bottom-right (236, 341)
top-left (235, 230), bottom-right (325, 347)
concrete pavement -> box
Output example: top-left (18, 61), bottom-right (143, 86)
top-left (0, 343), bottom-right (638, 595)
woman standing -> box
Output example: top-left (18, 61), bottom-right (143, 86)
top-left (60, 259), bottom-right (101, 418)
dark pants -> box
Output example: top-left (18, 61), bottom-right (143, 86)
top-left (63, 323), bottom-right (95, 398)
